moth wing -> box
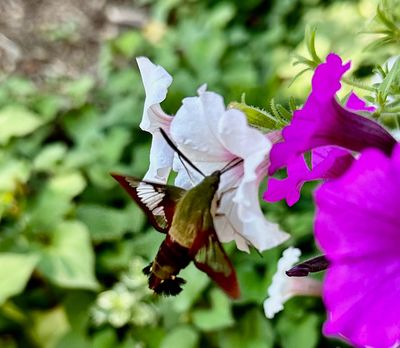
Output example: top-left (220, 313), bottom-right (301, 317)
top-left (111, 173), bottom-right (186, 233)
top-left (191, 227), bottom-right (240, 299)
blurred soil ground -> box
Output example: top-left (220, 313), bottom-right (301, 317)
top-left (0, 0), bottom-right (147, 81)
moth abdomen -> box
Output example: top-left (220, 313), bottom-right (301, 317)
top-left (152, 276), bottom-right (186, 296)
top-left (143, 236), bottom-right (191, 296)
top-left (142, 263), bottom-right (152, 275)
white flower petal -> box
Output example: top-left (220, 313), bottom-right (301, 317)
top-left (137, 56), bottom-right (173, 132)
top-left (264, 247), bottom-right (301, 319)
top-left (144, 130), bottom-right (174, 182)
top-left (263, 248), bottom-right (322, 319)
top-left (170, 90), bottom-right (232, 162)
top-left (218, 110), bottom-right (289, 251)
top-left (214, 190), bottom-right (250, 251)
top-left (137, 57), bottom-right (175, 182)
top-left (173, 155), bottom-right (220, 189)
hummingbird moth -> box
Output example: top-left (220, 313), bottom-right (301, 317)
top-left (112, 129), bottom-right (241, 299)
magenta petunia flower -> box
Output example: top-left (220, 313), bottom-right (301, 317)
top-left (268, 53), bottom-right (396, 175)
top-left (264, 147), bottom-right (353, 206)
top-left (315, 145), bottom-right (400, 348)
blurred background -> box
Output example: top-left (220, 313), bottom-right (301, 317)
top-left (0, 0), bottom-right (387, 347)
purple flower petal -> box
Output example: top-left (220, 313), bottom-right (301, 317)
top-left (264, 147), bottom-right (353, 206)
top-left (269, 53), bottom-right (396, 175)
top-left (310, 147), bottom-right (353, 179)
top-left (345, 92), bottom-right (376, 113)
top-left (264, 155), bottom-right (309, 206)
top-left (264, 87), bottom-right (376, 207)
top-left (315, 145), bottom-right (400, 348)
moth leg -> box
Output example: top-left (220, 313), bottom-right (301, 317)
top-left (216, 186), bottom-right (238, 207)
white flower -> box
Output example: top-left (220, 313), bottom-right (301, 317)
top-left (121, 257), bottom-right (149, 291)
top-left (136, 57), bottom-right (289, 252)
top-left (131, 302), bottom-right (157, 326)
top-left (137, 56), bottom-right (174, 183)
top-left (91, 307), bottom-right (108, 326)
top-left (96, 285), bottom-right (137, 328)
top-left (263, 247), bottom-right (322, 319)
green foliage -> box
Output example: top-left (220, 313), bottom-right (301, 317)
top-left (2, 0), bottom-right (397, 347)
top-left (364, 0), bottom-right (400, 50)
top-left (0, 253), bottom-right (38, 305)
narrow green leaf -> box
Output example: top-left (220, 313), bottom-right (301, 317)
top-left (378, 57), bottom-right (400, 101)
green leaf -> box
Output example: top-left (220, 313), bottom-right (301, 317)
top-left (63, 106), bottom-right (99, 144)
top-left (208, 3), bottom-right (236, 28)
top-left (56, 332), bottom-right (90, 348)
top-left (77, 204), bottom-right (144, 242)
top-left (27, 172), bottom-right (85, 229)
top-left (112, 31), bottom-right (143, 58)
top-left (160, 325), bottom-right (199, 348)
top-left (0, 158), bottom-right (31, 191)
top-left (92, 328), bottom-right (118, 348)
top-left (5, 77), bottom-right (36, 97)
top-left (0, 105), bottom-right (43, 145)
top-left (217, 309), bottom-right (274, 348)
top-left (378, 57), bottom-right (400, 101)
top-left (283, 212), bottom-right (314, 239)
top-left (33, 143), bottom-right (68, 172)
top-left (63, 291), bottom-right (95, 333)
top-left (96, 127), bottom-right (131, 164)
top-left (169, 263), bottom-right (209, 313)
top-left (0, 253), bottom-right (39, 305)
top-left (277, 312), bottom-right (320, 348)
top-left (48, 172), bottom-right (86, 198)
top-left (134, 326), bottom-right (165, 348)
top-left (235, 263), bottom-right (267, 303)
top-left (29, 307), bottom-right (69, 348)
top-left (192, 288), bottom-right (234, 331)
top-left (228, 101), bottom-right (284, 130)
top-left (37, 221), bottom-right (99, 290)
top-left (63, 76), bottom-right (95, 107)
top-left (32, 94), bottom-right (65, 121)
top-left (27, 188), bottom-right (71, 230)
top-left (130, 229), bottom-right (165, 260)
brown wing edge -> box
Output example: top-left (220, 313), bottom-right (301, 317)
top-left (191, 228), bottom-right (240, 299)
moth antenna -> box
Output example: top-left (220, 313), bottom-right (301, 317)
top-left (177, 155), bottom-right (197, 186)
top-left (159, 128), bottom-right (206, 177)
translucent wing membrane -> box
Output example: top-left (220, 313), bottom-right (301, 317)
top-left (111, 173), bottom-right (186, 232)
top-left (136, 182), bottom-right (168, 229)
top-left (192, 228), bottom-right (240, 299)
